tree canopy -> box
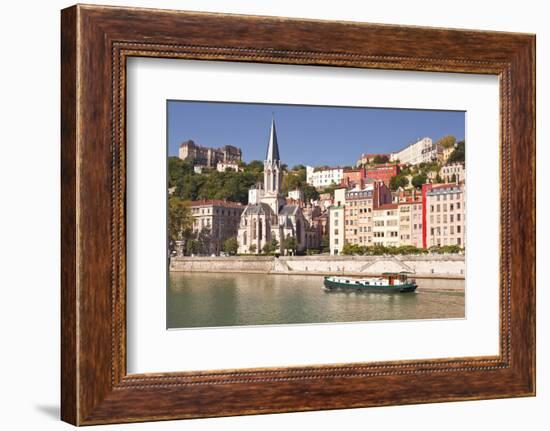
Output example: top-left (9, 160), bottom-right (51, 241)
top-left (447, 141), bottom-right (465, 164)
top-left (222, 237), bottom-right (239, 255)
top-left (389, 174), bottom-right (409, 191)
top-left (411, 173), bottom-right (428, 188)
top-left (436, 135), bottom-right (457, 149)
top-left (372, 154), bottom-right (390, 164)
top-left (167, 197), bottom-right (194, 254)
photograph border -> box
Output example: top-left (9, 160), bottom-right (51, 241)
top-left (165, 98), bottom-right (467, 330)
top-left (61, 4), bottom-right (535, 425)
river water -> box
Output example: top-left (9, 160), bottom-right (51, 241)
top-left (167, 272), bottom-right (465, 329)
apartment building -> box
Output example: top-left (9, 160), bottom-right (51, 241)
top-left (423, 183), bottom-right (466, 248)
top-left (372, 204), bottom-right (400, 247)
top-left (343, 181), bottom-right (392, 247)
top-left (329, 188), bottom-right (346, 255)
top-left (189, 199), bottom-right (244, 255)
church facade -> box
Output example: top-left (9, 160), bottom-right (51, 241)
top-left (237, 119), bottom-right (309, 254)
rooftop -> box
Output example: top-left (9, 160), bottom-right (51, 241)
top-left (375, 203), bottom-right (399, 210)
top-left (187, 199), bottom-right (243, 208)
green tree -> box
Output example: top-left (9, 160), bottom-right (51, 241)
top-left (222, 237), bottom-right (239, 256)
top-left (197, 228), bottom-right (212, 255)
top-left (411, 173), bottom-right (428, 188)
top-left (282, 235), bottom-right (298, 255)
top-left (447, 141), bottom-right (465, 164)
top-left (167, 157), bottom-right (194, 187)
top-left (342, 243), bottom-right (365, 255)
top-left (320, 235), bottom-right (330, 253)
top-left (302, 184), bottom-right (320, 202)
top-left (243, 160), bottom-right (264, 175)
top-left (187, 239), bottom-right (199, 256)
top-left (262, 238), bottom-right (279, 255)
top-left (436, 135), bottom-right (457, 149)
top-left (373, 154), bottom-right (389, 164)
top-left (389, 174), bottom-right (409, 191)
top-left (248, 244), bottom-right (257, 254)
top-left (168, 197), bottom-right (194, 255)
top-left (262, 243), bottom-right (275, 254)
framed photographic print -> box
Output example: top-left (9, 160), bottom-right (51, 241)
top-left (61, 4), bottom-right (535, 425)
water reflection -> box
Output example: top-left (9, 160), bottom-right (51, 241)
top-left (167, 273), bottom-right (465, 329)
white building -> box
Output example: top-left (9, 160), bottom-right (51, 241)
top-left (288, 189), bottom-right (304, 202)
top-left (329, 188), bottom-right (346, 255)
top-left (440, 162), bottom-right (465, 183)
top-left (390, 137), bottom-right (442, 165)
top-left (216, 161), bottom-right (240, 172)
top-left (306, 166), bottom-right (344, 188)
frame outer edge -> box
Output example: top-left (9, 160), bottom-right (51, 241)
top-left (61, 5), bottom-right (536, 424)
top-left (61, 5), bottom-right (79, 426)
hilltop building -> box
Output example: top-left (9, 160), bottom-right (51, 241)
top-left (356, 153), bottom-right (390, 166)
top-left (365, 163), bottom-right (400, 187)
top-left (306, 166), bottom-right (344, 188)
top-left (389, 137), bottom-right (442, 165)
top-left (178, 140), bottom-right (242, 168)
top-left (440, 162), bottom-right (465, 183)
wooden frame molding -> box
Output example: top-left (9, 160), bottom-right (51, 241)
top-left (61, 4), bottom-right (535, 425)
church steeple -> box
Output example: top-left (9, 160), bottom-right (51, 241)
top-left (266, 116), bottom-right (280, 162)
top-left (263, 116), bottom-right (284, 214)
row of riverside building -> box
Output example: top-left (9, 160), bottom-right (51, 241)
top-left (328, 180), bottom-right (466, 255)
top-left (176, 123), bottom-right (465, 256)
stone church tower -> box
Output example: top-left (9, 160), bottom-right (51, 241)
top-left (262, 117), bottom-right (286, 214)
top-left (237, 117), bottom-right (309, 254)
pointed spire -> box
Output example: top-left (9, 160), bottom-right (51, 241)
top-left (266, 115), bottom-right (280, 162)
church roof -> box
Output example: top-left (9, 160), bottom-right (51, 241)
top-left (265, 117), bottom-right (280, 162)
top-left (242, 202), bottom-right (275, 216)
top-left (279, 204), bottom-right (299, 216)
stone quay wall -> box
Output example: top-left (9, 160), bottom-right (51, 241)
top-left (170, 254), bottom-right (465, 279)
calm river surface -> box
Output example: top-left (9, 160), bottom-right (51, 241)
top-left (167, 272), bottom-right (465, 329)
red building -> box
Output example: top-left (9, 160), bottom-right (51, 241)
top-left (341, 167), bottom-right (366, 188)
top-left (365, 163), bottom-right (400, 187)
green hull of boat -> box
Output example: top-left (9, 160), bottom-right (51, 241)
top-left (323, 277), bottom-right (417, 293)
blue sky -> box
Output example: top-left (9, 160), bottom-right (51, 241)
top-left (167, 101), bottom-right (465, 167)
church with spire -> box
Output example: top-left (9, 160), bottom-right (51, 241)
top-left (237, 118), bottom-right (308, 254)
